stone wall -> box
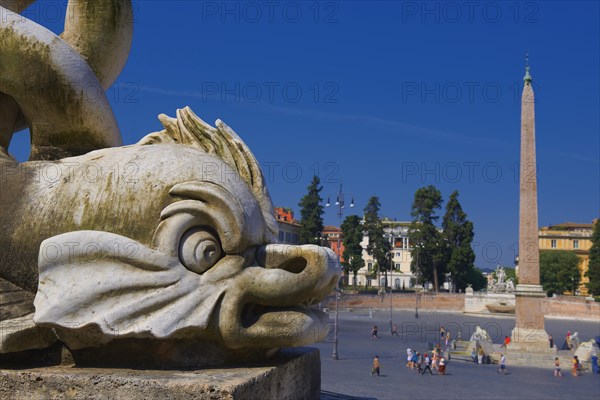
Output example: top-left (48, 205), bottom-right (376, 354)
top-left (321, 293), bottom-right (599, 321)
top-left (322, 292), bottom-right (463, 312)
top-left (542, 296), bottom-right (600, 321)
top-left (464, 292), bottom-right (515, 314)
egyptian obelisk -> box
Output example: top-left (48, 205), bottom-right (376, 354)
top-left (511, 57), bottom-right (551, 350)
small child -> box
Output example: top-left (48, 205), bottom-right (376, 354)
top-left (554, 357), bottom-right (561, 377)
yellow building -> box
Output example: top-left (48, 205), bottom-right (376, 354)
top-left (538, 220), bottom-right (597, 295)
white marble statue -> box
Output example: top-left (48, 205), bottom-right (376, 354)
top-left (489, 266), bottom-right (514, 293)
top-left (0, 1), bottom-right (340, 366)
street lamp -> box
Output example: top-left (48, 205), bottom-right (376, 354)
top-left (387, 221), bottom-right (395, 334)
top-left (325, 183), bottom-right (354, 360)
top-left (414, 242), bottom-right (422, 319)
top-left (388, 248), bottom-right (394, 334)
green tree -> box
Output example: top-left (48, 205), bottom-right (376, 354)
top-left (442, 191), bottom-right (477, 292)
top-left (363, 196), bottom-right (391, 288)
top-left (341, 215), bottom-right (365, 288)
top-left (298, 175), bottom-right (324, 245)
top-left (466, 267), bottom-right (487, 291)
top-left (409, 186), bottom-right (445, 292)
top-left (585, 220), bottom-right (600, 296)
top-left (540, 250), bottom-right (581, 296)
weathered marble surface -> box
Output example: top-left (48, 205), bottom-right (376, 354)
top-left (0, 0), bottom-right (132, 159)
top-left (0, 348), bottom-right (321, 400)
top-left (0, 0), bottom-right (340, 366)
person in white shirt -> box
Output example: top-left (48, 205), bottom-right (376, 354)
top-left (498, 354), bottom-right (507, 374)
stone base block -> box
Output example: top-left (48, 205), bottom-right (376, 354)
top-left (0, 347), bottom-right (320, 400)
top-left (510, 327), bottom-right (553, 351)
top-left (507, 327), bottom-right (557, 367)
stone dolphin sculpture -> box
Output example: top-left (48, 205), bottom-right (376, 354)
top-left (0, 1), bottom-right (340, 366)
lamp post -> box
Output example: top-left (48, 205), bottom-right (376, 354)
top-left (414, 243), bottom-right (419, 319)
top-left (325, 183), bottom-right (354, 360)
top-left (387, 221), bottom-right (395, 334)
top-left (388, 249), bottom-right (394, 334)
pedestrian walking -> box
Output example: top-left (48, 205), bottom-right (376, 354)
top-left (416, 352), bottom-right (423, 374)
top-left (392, 324), bottom-right (399, 336)
top-left (406, 348), bottom-right (413, 368)
top-left (572, 355), bottom-right (581, 376)
top-left (411, 351), bottom-right (418, 370)
top-left (371, 355), bottom-right (380, 376)
top-left (438, 357), bottom-right (446, 375)
top-left (422, 353), bottom-right (433, 375)
top-left (498, 354), bottom-right (507, 374)
top-left (432, 352), bottom-right (439, 371)
top-left (554, 357), bottom-right (562, 377)
top-left (371, 325), bottom-right (379, 339)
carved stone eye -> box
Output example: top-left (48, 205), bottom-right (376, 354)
top-left (179, 228), bottom-right (222, 274)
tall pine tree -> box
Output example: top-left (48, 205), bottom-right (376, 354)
top-left (298, 176), bottom-right (324, 245)
top-left (442, 191), bottom-right (477, 292)
top-left (409, 186), bottom-right (445, 292)
top-left (341, 215), bottom-right (365, 287)
top-left (363, 196), bottom-right (391, 287)
top-left (585, 219), bottom-right (600, 296)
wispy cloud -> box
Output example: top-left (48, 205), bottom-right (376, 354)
top-left (138, 85), bottom-right (599, 164)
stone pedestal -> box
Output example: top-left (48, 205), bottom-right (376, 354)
top-left (511, 284), bottom-right (549, 350)
top-left (508, 284), bottom-right (555, 366)
top-left (0, 347), bottom-right (320, 400)
top-left (513, 284), bottom-right (546, 331)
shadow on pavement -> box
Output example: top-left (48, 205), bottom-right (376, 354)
top-left (321, 391), bottom-right (377, 400)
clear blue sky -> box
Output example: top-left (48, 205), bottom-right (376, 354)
top-left (10, 1), bottom-right (599, 269)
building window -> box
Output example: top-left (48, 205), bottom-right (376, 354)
top-left (551, 239), bottom-right (557, 248)
top-left (396, 252), bottom-right (401, 257)
top-left (279, 231), bottom-right (284, 242)
top-left (573, 240), bottom-right (579, 249)
top-left (367, 262), bottom-right (373, 271)
top-left (395, 263), bottom-right (400, 270)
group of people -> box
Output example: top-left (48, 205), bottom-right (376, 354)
top-left (565, 331), bottom-right (580, 351)
top-left (371, 326), bottom-right (588, 379)
top-left (440, 326), bottom-right (451, 347)
top-left (405, 345), bottom-right (447, 375)
top-left (552, 355), bottom-right (583, 377)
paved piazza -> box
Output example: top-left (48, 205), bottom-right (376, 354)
top-left (316, 310), bottom-right (600, 400)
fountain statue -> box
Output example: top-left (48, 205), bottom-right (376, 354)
top-left (489, 266), bottom-right (515, 293)
top-left (0, 0), bottom-right (340, 367)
